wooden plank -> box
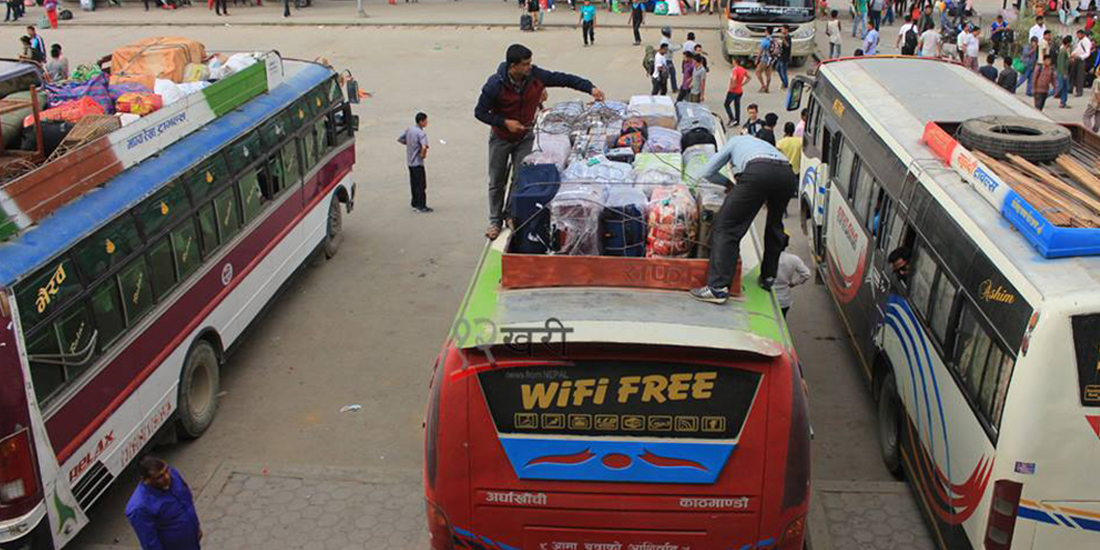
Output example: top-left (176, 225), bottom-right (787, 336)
top-left (500, 253), bottom-right (742, 294)
top-left (1007, 153), bottom-right (1100, 218)
top-left (1055, 155), bottom-right (1100, 201)
top-left (973, 151), bottom-right (1077, 226)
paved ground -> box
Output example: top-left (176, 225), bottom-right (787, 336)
top-left (809, 482), bottom-right (937, 550)
top-left (6, 0), bottom-right (724, 27)
top-left (37, 1), bottom-right (1091, 548)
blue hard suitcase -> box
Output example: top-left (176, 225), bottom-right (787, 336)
top-left (510, 164), bottom-right (561, 254)
top-left (600, 203), bottom-right (647, 257)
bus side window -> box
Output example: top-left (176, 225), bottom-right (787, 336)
top-left (239, 168), bottom-right (266, 224)
top-left (990, 353), bottom-right (1015, 429)
top-left (26, 327), bottom-right (63, 404)
top-left (954, 304), bottom-right (992, 402)
top-left (214, 186), bottom-right (241, 244)
top-left (315, 118), bottom-right (331, 158)
top-left (833, 138), bottom-right (855, 196)
top-left (116, 256), bottom-right (154, 325)
top-left (171, 218), bottom-right (200, 281)
top-left (908, 243), bottom-right (936, 318)
top-left (852, 161), bottom-right (874, 221)
top-left (198, 202), bottom-right (220, 258)
top-left (871, 185), bottom-right (889, 241)
top-left (266, 156), bottom-right (286, 198)
top-left (303, 123), bottom-right (319, 171)
top-left (137, 181), bottom-right (190, 240)
top-left (281, 139), bottom-right (301, 184)
top-left (74, 216), bottom-right (142, 282)
top-left (89, 279), bottom-right (125, 351)
top-left (148, 235), bottom-right (177, 300)
top-left (928, 271), bottom-right (959, 346)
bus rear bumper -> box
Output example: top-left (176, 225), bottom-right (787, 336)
top-left (0, 507), bottom-right (52, 550)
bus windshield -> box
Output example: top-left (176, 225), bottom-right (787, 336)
top-left (729, 0), bottom-right (814, 23)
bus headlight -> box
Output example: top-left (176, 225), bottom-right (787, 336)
top-left (733, 26), bottom-right (752, 38)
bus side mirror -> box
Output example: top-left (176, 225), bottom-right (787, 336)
top-left (786, 78), bottom-right (807, 112)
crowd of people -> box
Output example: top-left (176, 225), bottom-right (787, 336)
top-left (824, 2), bottom-right (1100, 126)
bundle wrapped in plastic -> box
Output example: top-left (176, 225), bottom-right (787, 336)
top-left (632, 152), bottom-right (681, 198)
top-left (562, 155), bottom-right (634, 184)
top-left (695, 183), bottom-right (726, 258)
top-left (23, 96), bottom-right (104, 127)
top-left (540, 101), bottom-right (585, 134)
top-left (675, 102), bottom-right (717, 135)
top-left (642, 126), bottom-right (682, 154)
top-left (524, 132), bottom-right (572, 171)
top-left (681, 143), bottom-right (717, 189)
top-left (601, 186), bottom-right (648, 257)
top-left (551, 183), bottom-right (608, 256)
top-left (646, 185), bottom-right (698, 258)
top-left (598, 100), bottom-right (629, 118)
top-left (628, 95), bottom-right (677, 129)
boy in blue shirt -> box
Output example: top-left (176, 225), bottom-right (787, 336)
top-left (580, 0), bottom-right (597, 46)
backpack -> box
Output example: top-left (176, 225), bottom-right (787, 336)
top-left (643, 45), bottom-right (656, 75)
top-left (904, 26), bottom-right (918, 52)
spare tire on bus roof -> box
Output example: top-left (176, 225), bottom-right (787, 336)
top-left (956, 116), bottom-right (1071, 164)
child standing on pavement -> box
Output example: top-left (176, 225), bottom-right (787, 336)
top-left (398, 113), bottom-right (434, 213)
top-left (580, 0), bottom-right (596, 46)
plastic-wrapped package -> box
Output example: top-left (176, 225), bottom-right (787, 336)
top-left (601, 186), bottom-right (648, 257)
top-left (695, 183), bottom-right (726, 259)
top-left (562, 155), bottom-right (634, 184)
top-left (642, 126), bottom-right (682, 154)
top-left (675, 102), bottom-right (717, 135)
top-left (551, 183), bottom-right (608, 256)
top-left (646, 185), bottom-right (698, 258)
top-left (524, 132), bottom-right (572, 171)
top-left (628, 95), bottom-right (677, 129)
top-left (540, 101), bottom-right (585, 134)
top-left (605, 147), bottom-right (636, 164)
top-left (598, 100), bottom-right (629, 118)
top-left (681, 143), bottom-right (717, 189)
top-left (632, 152), bottom-right (681, 198)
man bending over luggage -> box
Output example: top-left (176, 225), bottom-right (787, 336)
top-left (689, 135), bottom-right (798, 304)
top-left (475, 43), bottom-right (605, 240)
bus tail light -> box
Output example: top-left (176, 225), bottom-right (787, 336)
top-left (0, 429), bottom-right (39, 505)
top-left (777, 514), bottom-right (806, 549)
top-left (984, 479), bottom-right (1023, 550)
top-left (426, 499), bottom-right (455, 550)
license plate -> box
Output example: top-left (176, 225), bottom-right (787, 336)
top-left (525, 527), bottom-right (707, 550)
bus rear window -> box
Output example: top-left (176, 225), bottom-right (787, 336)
top-left (1072, 314), bottom-right (1100, 407)
top-left (478, 362), bottom-right (762, 440)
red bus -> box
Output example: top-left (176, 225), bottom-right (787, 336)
top-left (424, 105), bottom-right (810, 548)
top-left (0, 52), bottom-right (356, 548)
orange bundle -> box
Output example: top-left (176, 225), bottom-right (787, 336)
top-left (116, 93), bottom-right (163, 116)
top-left (646, 185), bottom-right (697, 258)
top-left (23, 96), bottom-right (105, 127)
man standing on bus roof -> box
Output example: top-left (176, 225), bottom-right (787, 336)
top-left (689, 135), bottom-right (798, 304)
top-left (475, 44), bottom-right (604, 240)
top-left (126, 456), bottom-right (202, 550)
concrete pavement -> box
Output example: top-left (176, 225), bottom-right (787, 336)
top-left (10, 0), bottom-right (724, 27)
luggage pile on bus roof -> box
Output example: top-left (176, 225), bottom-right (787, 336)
top-left (509, 96), bottom-right (728, 260)
top-left (0, 36), bottom-right (278, 242)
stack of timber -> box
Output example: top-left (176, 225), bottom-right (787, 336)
top-left (973, 145), bottom-right (1100, 229)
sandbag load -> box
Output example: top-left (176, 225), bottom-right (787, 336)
top-left (110, 36), bottom-right (206, 89)
top-left (523, 132), bottom-right (571, 171)
top-left (562, 155), bottom-right (634, 185)
top-left (511, 164), bottom-right (561, 254)
top-left (647, 185), bottom-right (697, 258)
top-left (601, 186), bottom-right (648, 257)
top-left (551, 183), bottom-right (608, 256)
top-left (633, 152), bottom-right (681, 199)
top-left (628, 95), bottom-right (677, 129)
top-left (681, 143), bottom-right (717, 189)
top-left (643, 126), bottom-right (682, 154)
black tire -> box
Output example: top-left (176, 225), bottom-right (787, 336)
top-left (324, 195), bottom-right (344, 259)
top-left (177, 340), bottom-right (220, 439)
top-left (956, 116), bottom-right (1072, 163)
top-left (790, 56), bottom-right (807, 68)
top-left (877, 371), bottom-right (904, 478)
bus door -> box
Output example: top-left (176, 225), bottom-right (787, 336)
top-left (807, 119), bottom-right (840, 265)
top-left (865, 181), bottom-right (901, 356)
